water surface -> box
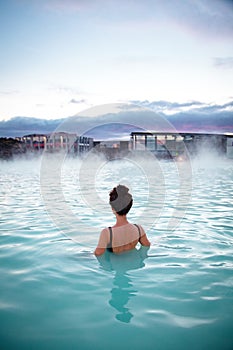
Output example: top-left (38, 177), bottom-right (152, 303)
top-left (0, 154), bottom-right (233, 350)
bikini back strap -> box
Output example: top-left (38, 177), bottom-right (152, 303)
top-left (134, 224), bottom-right (141, 239)
top-left (108, 227), bottom-right (113, 248)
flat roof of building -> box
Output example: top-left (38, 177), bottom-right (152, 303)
top-left (130, 131), bottom-right (233, 137)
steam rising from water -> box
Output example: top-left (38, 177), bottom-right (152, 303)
top-left (39, 103), bottom-right (193, 247)
top-left (1, 136), bottom-right (231, 250)
top-left (2, 103), bottom-right (230, 248)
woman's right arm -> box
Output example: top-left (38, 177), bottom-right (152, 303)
top-left (140, 234), bottom-right (151, 246)
top-left (139, 226), bottom-right (151, 246)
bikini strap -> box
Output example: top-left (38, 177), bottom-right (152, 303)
top-left (134, 224), bottom-right (141, 239)
top-left (108, 227), bottom-right (113, 248)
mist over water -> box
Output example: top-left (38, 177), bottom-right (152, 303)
top-left (1, 145), bottom-right (231, 239)
top-left (192, 147), bottom-right (230, 170)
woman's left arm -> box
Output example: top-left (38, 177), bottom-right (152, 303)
top-left (94, 247), bottom-right (106, 256)
top-left (94, 228), bottom-right (108, 256)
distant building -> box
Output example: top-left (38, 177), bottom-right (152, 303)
top-left (20, 132), bottom-right (93, 154)
top-left (45, 132), bottom-right (77, 152)
top-left (130, 132), bottom-right (185, 158)
top-left (182, 133), bottom-right (227, 155)
top-left (14, 131), bottom-right (233, 159)
top-left (21, 134), bottom-right (47, 150)
top-left (227, 136), bottom-right (233, 159)
top-left (130, 131), bottom-right (233, 158)
top-left (93, 140), bottom-right (130, 159)
top-left (76, 135), bottom-right (94, 154)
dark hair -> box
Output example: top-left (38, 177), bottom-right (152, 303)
top-left (109, 185), bottom-right (133, 216)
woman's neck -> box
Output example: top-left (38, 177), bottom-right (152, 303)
top-left (114, 214), bottom-right (129, 227)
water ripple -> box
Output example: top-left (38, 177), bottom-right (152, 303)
top-left (0, 158), bottom-right (233, 349)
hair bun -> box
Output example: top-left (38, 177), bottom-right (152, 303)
top-left (109, 184), bottom-right (133, 215)
top-left (116, 185), bottom-right (129, 195)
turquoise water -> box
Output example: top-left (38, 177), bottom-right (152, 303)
top-left (0, 154), bottom-right (233, 350)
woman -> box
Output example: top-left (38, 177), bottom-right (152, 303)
top-left (94, 185), bottom-right (150, 256)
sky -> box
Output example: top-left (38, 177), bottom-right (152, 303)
top-left (0, 0), bottom-right (233, 121)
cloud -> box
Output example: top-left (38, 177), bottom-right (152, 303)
top-left (133, 100), bottom-right (203, 109)
top-left (0, 90), bottom-right (19, 95)
top-left (152, 0), bottom-right (233, 38)
top-left (1, 100), bottom-right (233, 138)
top-left (49, 85), bottom-right (84, 95)
top-left (213, 57), bottom-right (233, 69)
top-left (190, 101), bottom-right (233, 114)
top-left (127, 99), bottom-right (233, 133)
top-left (0, 117), bottom-right (64, 137)
top-left (70, 98), bottom-right (86, 104)
top-left (167, 109), bottom-right (233, 133)
top-left (131, 99), bottom-right (233, 112)
top-left (101, 0), bottom-right (233, 41)
top-left (31, 0), bottom-right (233, 39)
top-left (130, 100), bottom-right (205, 114)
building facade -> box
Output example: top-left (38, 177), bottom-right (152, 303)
top-left (20, 132), bottom-right (93, 154)
top-left (130, 131), bottom-right (232, 158)
top-left (227, 136), bottom-right (233, 159)
top-left (130, 132), bottom-right (185, 158)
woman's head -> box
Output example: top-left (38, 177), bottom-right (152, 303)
top-left (109, 185), bottom-right (133, 216)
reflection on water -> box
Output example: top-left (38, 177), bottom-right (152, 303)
top-left (97, 246), bottom-right (150, 323)
top-left (110, 273), bottom-right (135, 323)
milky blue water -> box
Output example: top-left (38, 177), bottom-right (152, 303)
top-left (0, 153), bottom-right (233, 350)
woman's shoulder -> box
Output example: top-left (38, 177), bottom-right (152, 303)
top-left (131, 223), bottom-right (144, 229)
top-left (133, 223), bottom-right (146, 235)
top-left (100, 227), bottom-right (110, 236)
top-left (101, 226), bottom-right (110, 232)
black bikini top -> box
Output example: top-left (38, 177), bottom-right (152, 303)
top-left (107, 224), bottom-right (142, 252)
